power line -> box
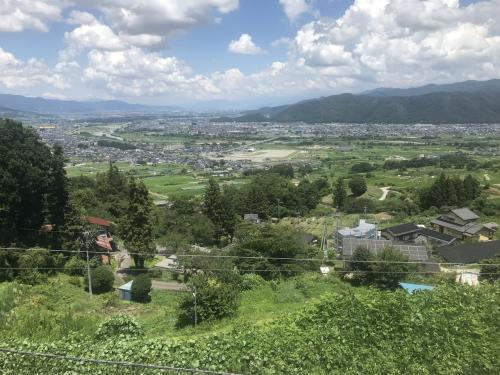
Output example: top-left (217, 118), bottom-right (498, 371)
top-left (0, 267), bottom-right (496, 275)
top-left (1, 247), bottom-right (498, 267)
top-left (0, 347), bottom-right (242, 374)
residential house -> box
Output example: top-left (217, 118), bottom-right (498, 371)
top-left (337, 219), bottom-right (377, 247)
top-left (414, 228), bottom-right (457, 247)
top-left (431, 208), bottom-right (497, 241)
top-left (381, 223), bottom-right (421, 242)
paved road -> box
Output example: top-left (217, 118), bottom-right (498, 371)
top-left (152, 280), bottom-right (189, 291)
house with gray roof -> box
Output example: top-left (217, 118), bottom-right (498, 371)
top-left (431, 207), bottom-right (497, 241)
top-left (337, 219), bottom-right (377, 246)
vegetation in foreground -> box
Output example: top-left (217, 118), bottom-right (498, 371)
top-left (1, 280), bottom-right (499, 374)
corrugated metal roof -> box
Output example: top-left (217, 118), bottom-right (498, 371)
top-left (118, 281), bottom-right (133, 291)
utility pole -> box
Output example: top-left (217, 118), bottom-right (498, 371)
top-left (86, 247), bottom-right (93, 296)
top-left (193, 286), bottom-right (197, 328)
top-left (82, 230), bottom-right (94, 296)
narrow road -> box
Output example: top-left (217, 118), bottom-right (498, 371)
top-left (379, 187), bottom-right (391, 201)
top-left (151, 280), bottom-right (188, 291)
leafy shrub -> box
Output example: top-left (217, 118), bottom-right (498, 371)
top-left (84, 266), bottom-right (114, 294)
top-left (1, 284), bottom-right (500, 374)
top-left (17, 249), bottom-right (51, 285)
top-left (131, 274), bottom-right (152, 303)
top-left (95, 314), bottom-right (143, 340)
top-left (64, 256), bottom-right (87, 276)
top-left (68, 276), bottom-right (82, 287)
top-left (241, 273), bottom-right (266, 291)
top-left (177, 272), bottom-right (241, 327)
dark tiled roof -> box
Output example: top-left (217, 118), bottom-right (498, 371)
top-left (418, 228), bottom-right (457, 243)
top-left (451, 208), bottom-right (479, 221)
top-left (382, 223), bottom-right (420, 236)
top-left (438, 240), bottom-right (500, 263)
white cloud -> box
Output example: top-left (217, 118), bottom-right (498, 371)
top-left (0, 46), bottom-right (67, 89)
top-left (290, 0), bottom-right (500, 88)
top-left (228, 34), bottom-right (265, 55)
top-left (89, 0), bottom-right (239, 42)
top-left (0, 0), bottom-right (63, 32)
top-left (279, 0), bottom-right (314, 21)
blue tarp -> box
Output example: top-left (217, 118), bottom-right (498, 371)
top-left (399, 282), bottom-right (434, 294)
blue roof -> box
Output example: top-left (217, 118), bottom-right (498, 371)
top-left (118, 280), bottom-right (133, 291)
top-left (399, 282), bottom-right (434, 294)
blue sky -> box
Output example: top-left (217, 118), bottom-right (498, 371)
top-left (0, 0), bottom-right (499, 109)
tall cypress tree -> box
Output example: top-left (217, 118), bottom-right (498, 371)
top-left (120, 178), bottom-right (154, 268)
top-left (203, 178), bottom-right (223, 241)
top-left (46, 144), bottom-right (69, 248)
top-left (332, 177), bottom-right (347, 210)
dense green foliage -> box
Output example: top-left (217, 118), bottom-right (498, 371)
top-left (231, 224), bottom-right (318, 279)
top-left (419, 173), bottom-right (481, 209)
top-left (95, 314), bottom-right (144, 339)
top-left (348, 175), bottom-right (367, 197)
top-left (177, 272), bottom-right (242, 327)
top-left (1, 284), bottom-right (499, 374)
top-left (119, 178), bottom-right (155, 268)
top-left (84, 266), bottom-right (114, 294)
top-left (349, 246), bottom-right (415, 289)
top-left (383, 153), bottom-right (476, 171)
top-left (96, 139), bottom-right (137, 150)
top-left (131, 274), bottom-right (152, 303)
top-left (479, 255), bottom-right (500, 282)
top-left (0, 119), bottom-right (71, 247)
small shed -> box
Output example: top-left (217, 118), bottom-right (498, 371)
top-left (399, 282), bottom-right (434, 294)
top-left (118, 280), bottom-right (133, 301)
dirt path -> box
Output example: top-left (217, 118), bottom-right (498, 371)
top-left (379, 187), bottom-right (391, 201)
top-left (114, 250), bottom-right (131, 283)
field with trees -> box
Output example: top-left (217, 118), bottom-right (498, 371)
top-left (1, 117), bottom-right (500, 373)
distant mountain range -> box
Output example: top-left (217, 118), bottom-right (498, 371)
top-left (214, 79), bottom-right (500, 124)
top-left (0, 94), bottom-right (181, 115)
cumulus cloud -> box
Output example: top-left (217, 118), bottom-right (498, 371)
top-left (228, 34), bottom-right (264, 55)
top-left (0, 0), bottom-right (63, 32)
top-left (0, 46), bottom-right (67, 89)
top-left (87, 0), bottom-right (239, 44)
top-left (291, 0), bottom-right (500, 88)
top-left (279, 0), bottom-right (314, 21)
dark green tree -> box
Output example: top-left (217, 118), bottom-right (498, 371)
top-left (85, 265), bottom-right (114, 294)
top-left (177, 272), bottom-right (241, 327)
top-left (219, 185), bottom-right (240, 242)
top-left (332, 177), bottom-right (347, 210)
top-left (203, 178), bottom-right (223, 240)
top-left (120, 178), bottom-right (155, 268)
top-left (463, 174), bottom-right (481, 201)
top-left (0, 119), bottom-right (52, 246)
top-left (45, 144), bottom-right (69, 248)
top-left (348, 176), bottom-right (368, 197)
top-left (131, 274), bottom-right (152, 303)
top-left (368, 247), bottom-right (413, 290)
